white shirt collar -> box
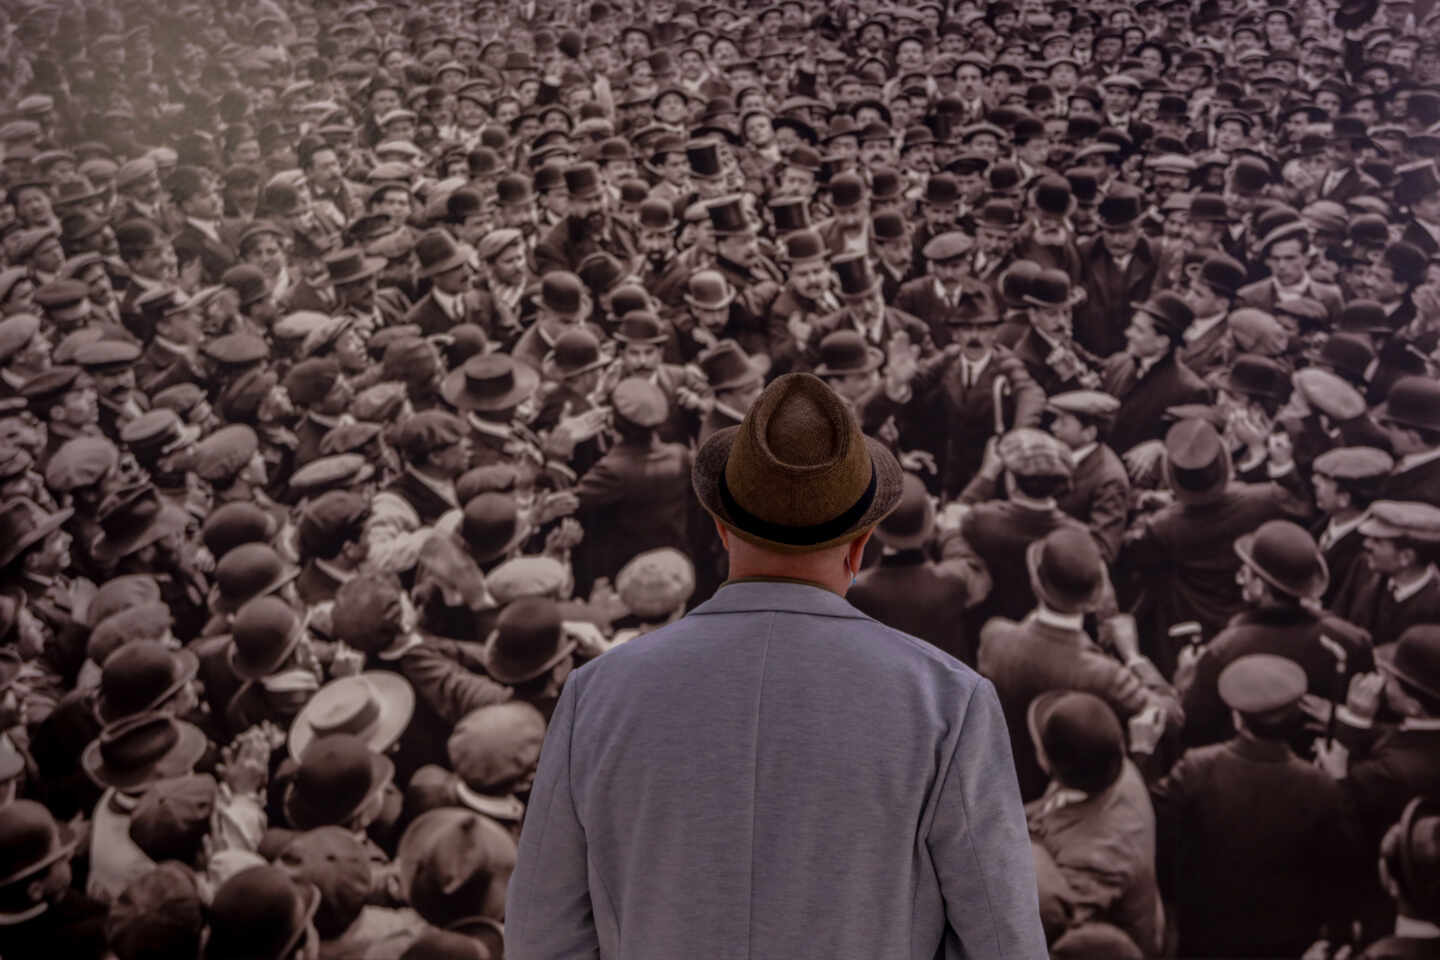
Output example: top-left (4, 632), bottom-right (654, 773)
top-left (1185, 311), bottom-right (1227, 343)
top-left (1392, 564), bottom-right (1438, 604)
top-left (1397, 446), bottom-right (1440, 474)
top-left (406, 465), bottom-right (458, 508)
top-left (432, 287), bottom-right (465, 320)
top-left (1034, 606), bottom-right (1085, 631)
top-left (1273, 275), bottom-right (1311, 299)
top-left (1323, 512), bottom-right (1366, 546)
top-left (1072, 442), bottom-right (1098, 464)
top-left (187, 216), bottom-right (221, 244)
top-left (961, 350), bottom-right (991, 380)
top-left (1112, 252), bottom-right (1133, 271)
top-left (1396, 916), bottom-right (1440, 939)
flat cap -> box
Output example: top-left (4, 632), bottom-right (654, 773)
top-left (1045, 390), bottom-right (1120, 420)
top-left (1312, 446), bottom-right (1394, 481)
top-left (1359, 501), bottom-right (1440, 541)
top-left (191, 424), bottom-right (259, 483)
top-left (1218, 653), bottom-right (1307, 714)
top-left (1292, 368), bottom-right (1365, 421)
top-left (998, 427), bottom-right (1072, 478)
top-left (44, 435), bottom-right (118, 492)
top-left (921, 231), bottom-right (973, 261)
top-left (611, 377), bottom-right (668, 428)
top-left (0, 313), bottom-right (40, 362)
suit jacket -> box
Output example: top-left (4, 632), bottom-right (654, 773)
top-left (1317, 166), bottom-right (1381, 204)
top-left (1121, 482), bottom-right (1310, 678)
top-left (572, 437), bottom-right (693, 595)
top-left (1401, 218), bottom-right (1440, 257)
top-left (1011, 327), bottom-right (1104, 397)
top-left (533, 216), bottom-right (641, 276)
top-left (506, 580), bottom-right (1047, 960)
top-left (173, 220), bottom-right (237, 285)
top-left (1074, 238), bottom-right (1159, 358)
top-left (1380, 456), bottom-right (1440, 508)
top-left (1150, 735), bottom-right (1362, 959)
top-left (979, 612), bottom-right (1172, 802)
top-left (848, 549), bottom-right (979, 665)
top-left (404, 289), bottom-right (485, 338)
top-left (950, 502), bottom-right (1092, 631)
top-left (1237, 276), bottom-right (1344, 325)
top-left (1061, 443), bottom-right (1130, 564)
top-left (1179, 317), bottom-right (1233, 380)
top-left (1101, 350), bottom-right (1212, 455)
top-left (894, 277), bottom-right (980, 349)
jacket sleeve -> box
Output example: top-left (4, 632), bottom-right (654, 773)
top-left (927, 677), bottom-right (1048, 960)
top-left (506, 677), bottom-right (601, 960)
top-left (402, 646), bottom-right (514, 726)
top-left (999, 355), bottom-right (1046, 429)
top-left (1086, 464), bottom-right (1130, 565)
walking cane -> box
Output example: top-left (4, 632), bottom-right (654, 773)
top-left (1316, 633), bottom-right (1348, 749)
top-left (992, 373), bottom-right (1011, 436)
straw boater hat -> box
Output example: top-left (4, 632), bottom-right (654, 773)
top-left (691, 373), bottom-right (904, 553)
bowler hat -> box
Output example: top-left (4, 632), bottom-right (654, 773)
top-left (1377, 376), bottom-right (1440, 434)
top-left (815, 331), bottom-right (884, 377)
top-left (692, 373), bottom-right (903, 553)
top-left (1023, 269), bottom-right (1071, 308)
top-left (212, 544), bottom-right (300, 616)
top-left (1376, 625), bottom-right (1440, 703)
top-left (699, 340), bottom-right (765, 391)
top-left (533, 270), bottom-right (585, 315)
top-left (1134, 292), bottom-right (1193, 341)
top-left (1309, 332), bottom-right (1375, 386)
top-left (441, 353), bottom-right (540, 412)
top-left (543, 328), bottom-right (606, 379)
top-left (96, 642), bottom-right (199, 726)
top-left (1097, 185), bottom-right (1143, 226)
top-left (614, 310), bottom-right (670, 345)
top-left (1217, 354), bottom-right (1292, 402)
top-left (483, 596), bottom-right (575, 684)
top-left (206, 865), bottom-right (320, 960)
top-left (81, 712), bottom-right (206, 792)
top-left (0, 800), bottom-right (75, 888)
top-left (461, 493), bottom-right (530, 565)
top-left (285, 733), bottom-right (395, 831)
top-left (1164, 418), bottom-right (1232, 505)
top-left (1199, 253), bottom-right (1246, 299)
top-left (685, 270), bottom-right (735, 310)
top-left (1233, 519), bottom-right (1329, 600)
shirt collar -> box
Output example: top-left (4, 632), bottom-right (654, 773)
top-left (1396, 916), bottom-right (1440, 939)
top-left (1185, 310), bottom-right (1228, 342)
top-left (1273, 275), bottom-right (1311, 299)
top-left (432, 287), bottom-right (465, 319)
top-left (1397, 446), bottom-right (1440, 474)
top-left (1072, 442), bottom-right (1098, 464)
top-left (960, 350), bottom-right (992, 379)
top-left (1392, 564), bottom-right (1438, 604)
top-left (1325, 512), bottom-right (1366, 544)
top-left (1034, 606), bottom-right (1085, 631)
top-left (406, 464), bottom-right (458, 508)
top-left (314, 557), bottom-right (356, 585)
top-left (467, 412), bottom-right (512, 441)
top-left (187, 216), bottom-right (221, 243)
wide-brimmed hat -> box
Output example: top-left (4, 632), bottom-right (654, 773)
top-left (0, 496), bottom-right (73, 569)
top-left (284, 733), bottom-right (395, 831)
top-left (692, 373), bottom-right (903, 554)
top-left (323, 247), bottom-right (385, 286)
top-left (482, 596), bottom-right (576, 684)
top-left (92, 484), bottom-right (187, 569)
top-left (289, 672), bottom-right (416, 761)
top-left (1376, 625), bottom-right (1440, 703)
top-left (1233, 519), bottom-right (1329, 601)
top-left (415, 229), bottom-right (470, 278)
top-left (441, 353), bottom-right (540, 412)
top-left (1163, 418), bottom-right (1232, 506)
top-left (81, 711), bottom-right (206, 792)
top-left (1027, 526), bottom-right (1108, 615)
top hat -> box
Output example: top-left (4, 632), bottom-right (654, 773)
top-left (686, 139), bottom-right (723, 179)
top-left (1164, 418), bottom-right (1232, 505)
top-left (832, 252), bottom-right (880, 298)
top-left (706, 195), bottom-right (751, 235)
top-left (1233, 519), bottom-right (1329, 600)
top-left (441, 353), bottom-right (541, 412)
top-left (769, 195), bottom-right (811, 234)
top-left (692, 373), bottom-right (904, 553)
top-left (482, 596), bottom-right (576, 684)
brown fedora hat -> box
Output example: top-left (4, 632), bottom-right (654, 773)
top-left (692, 373), bottom-right (904, 554)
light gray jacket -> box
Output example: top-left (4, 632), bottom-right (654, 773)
top-left (507, 579), bottom-right (1047, 960)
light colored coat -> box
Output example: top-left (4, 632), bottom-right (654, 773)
top-left (507, 579), bottom-right (1047, 960)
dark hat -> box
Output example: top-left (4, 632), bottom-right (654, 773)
top-left (829, 172), bottom-right (866, 210)
top-left (285, 733), bottom-right (395, 831)
top-left (1199, 253), bottom-right (1246, 299)
top-left (201, 502), bottom-right (273, 560)
top-left (1097, 185), bottom-right (1144, 227)
top-left (213, 544), bottom-right (300, 616)
top-left (815, 331), bottom-right (884, 378)
top-left (1377, 376), bottom-right (1440, 433)
top-left (543, 328), bottom-right (606, 380)
top-left (783, 228), bottom-right (827, 265)
top-left (396, 808), bottom-right (517, 929)
top-left (1218, 653), bottom-right (1307, 717)
top-left (1217, 354), bottom-right (1292, 402)
top-left (1382, 241), bottom-right (1428, 287)
top-left (1032, 175), bottom-right (1073, 217)
top-left (1309, 332), bottom-right (1375, 386)
top-left (687, 139), bottom-right (723, 179)
top-left (0, 496), bottom-right (73, 569)
top-left (220, 264), bottom-right (270, 307)
top-left (562, 161), bottom-right (603, 199)
top-left (96, 641), bottom-right (199, 726)
top-left (614, 311), bottom-right (670, 346)
top-left (706, 195), bottom-right (751, 236)
top-left (0, 799), bottom-right (75, 888)
top-left (685, 270), bottom-right (736, 311)
top-left (87, 602), bottom-right (172, 666)
top-left (699, 340), bottom-right (765, 391)
top-left (275, 827), bottom-right (372, 940)
top-left (1188, 193), bottom-right (1230, 223)
top-left (692, 373), bottom-right (903, 553)
top-left (441, 353), bottom-right (540, 413)
top-left (873, 211), bottom-right (906, 242)
top-left (324, 247), bottom-right (385, 286)
top-left (415, 229), bottom-right (469, 278)
top-left (1234, 519), bottom-right (1329, 600)
top-left (1376, 625), bottom-right (1440, 702)
top-left (483, 596), bottom-right (575, 683)
top-left (81, 712), bottom-right (205, 792)
top-left (534, 269), bottom-right (586, 315)
top-left (977, 199), bottom-right (1021, 229)
top-left (1028, 690), bottom-right (1124, 793)
top-left (873, 472), bottom-right (934, 551)
top-left (1023, 268), bottom-right (1072, 308)
top-left (832, 252), bottom-right (880, 299)
top-left (1133, 292), bottom-right (1193, 341)
top-left (460, 492), bottom-right (530, 565)
top-left (206, 865), bottom-right (320, 960)
top-left (1164, 418), bottom-right (1232, 505)
top-left (769, 196), bottom-right (811, 234)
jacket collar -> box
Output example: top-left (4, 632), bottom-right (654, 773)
top-left (688, 578), bottom-right (866, 619)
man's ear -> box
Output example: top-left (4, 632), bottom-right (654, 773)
top-left (712, 516), bottom-right (730, 550)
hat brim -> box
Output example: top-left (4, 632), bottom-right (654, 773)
top-left (330, 256), bottom-right (387, 285)
top-left (0, 505), bottom-right (73, 569)
top-left (95, 648), bottom-right (199, 727)
top-left (0, 817), bottom-right (75, 887)
top-left (441, 361), bottom-right (540, 412)
top-left (1025, 537), bottom-right (1107, 614)
top-left (287, 672), bottom-right (417, 762)
top-left (211, 562), bottom-right (302, 619)
top-left (482, 630), bottom-right (578, 685)
top-left (92, 503), bottom-right (184, 569)
top-left (1375, 641), bottom-right (1440, 702)
top-left (815, 346), bottom-right (885, 378)
top-left (1233, 533), bottom-right (1329, 601)
top-left (692, 426), bottom-right (905, 555)
top-left (283, 752), bottom-right (395, 831)
top-left (1163, 443), bottom-right (1233, 506)
top-left (81, 719), bottom-right (207, 792)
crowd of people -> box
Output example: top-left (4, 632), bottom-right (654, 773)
top-left (0, 0), bottom-right (1439, 955)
